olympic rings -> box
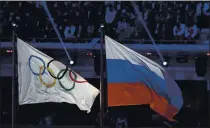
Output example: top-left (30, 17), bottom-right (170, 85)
top-left (58, 69), bottom-right (76, 91)
top-left (29, 55), bottom-right (46, 75)
top-left (47, 59), bottom-right (68, 80)
top-left (39, 66), bottom-right (56, 88)
top-left (28, 55), bottom-right (87, 91)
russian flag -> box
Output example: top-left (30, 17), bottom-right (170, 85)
top-left (105, 36), bottom-right (183, 121)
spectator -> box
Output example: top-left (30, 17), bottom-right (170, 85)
top-left (186, 2), bottom-right (196, 25)
top-left (105, 4), bottom-right (117, 38)
top-left (116, 116), bottom-right (128, 128)
top-left (116, 2), bottom-right (121, 11)
top-left (64, 25), bottom-right (76, 39)
top-left (199, 29), bottom-right (210, 44)
top-left (203, 2), bottom-right (210, 16)
top-left (116, 19), bottom-right (135, 41)
top-left (196, 2), bottom-right (202, 16)
top-left (105, 4), bottom-right (117, 24)
top-left (173, 20), bottom-right (186, 40)
top-left (154, 23), bottom-right (165, 40)
top-left (39, 114), bottom-right (55, 128)
top-left (0, 8), bottom-right (3, 35)
top-left (87, 24), bottom-right (94, 37)
top-left (185, 23), bottom-right (198, 40)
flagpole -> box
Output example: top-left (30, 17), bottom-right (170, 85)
top-left (208, 29), bottom-right (210, 128)
top-left (208, 80), bottom-right (210, 128)
top-left (12, 23), bottom-right (17, 128)
top-left (100, 24), bottom-right (105, 128)
top-left (0, 41), bottom-right (2, 126)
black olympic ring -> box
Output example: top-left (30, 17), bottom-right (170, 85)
top-left (46, 59), bottom-right (87, 84)
top-left (47, 59), bottom-right (68, 80)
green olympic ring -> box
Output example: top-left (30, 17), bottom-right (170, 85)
top-left (57, 69), bottom-right (77, 91)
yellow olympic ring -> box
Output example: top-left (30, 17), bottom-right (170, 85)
top-left (39, 66), bottom-right (56, 88)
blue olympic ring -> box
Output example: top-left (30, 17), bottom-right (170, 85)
top-left (28, 55), bottom-right (46, 76)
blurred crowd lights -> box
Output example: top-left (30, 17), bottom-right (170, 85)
top-left (6, 50), bottom-right (12, 53)
top-left (4, 50), bottom-right (210, 60)
top-left (86, 51), bottom-right (93, 57)
top-left (146, 52), bottom-right (152, 55)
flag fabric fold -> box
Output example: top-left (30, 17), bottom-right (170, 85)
top-left (17, 38), bottom-right (99, 112)
top-left (105, 36), bottom-right (183, 121)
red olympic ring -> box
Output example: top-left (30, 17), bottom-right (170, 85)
top-left (69, 71), bottom-right (87, 83)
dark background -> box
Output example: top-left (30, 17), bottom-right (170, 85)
top-left (0, 77), bottom-right (208, 127)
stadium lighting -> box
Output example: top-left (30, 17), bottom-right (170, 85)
top-left (70, 61), bottom-right (74, 65)
top-left (100, 24), bottom-right (104, 28)
top-left (146, 52), bottom-right (152, 55)
top-left (12, 23), bottom-right (16, 27)
top-left (162, 61), bottom-right (168, 66)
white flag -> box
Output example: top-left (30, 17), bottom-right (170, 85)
top-left (17, 38), bottom-right (99, 112)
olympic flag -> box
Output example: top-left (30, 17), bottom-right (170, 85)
top-left (17, 38), bottom-right (99, 112)
top-left (105, 36), bottom-right (183, 121)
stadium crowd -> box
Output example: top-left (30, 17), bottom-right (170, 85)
top-left (0, 1), bottom-right (104, 41)
top-left (0, 1), bottom-right (209, 44)
top-left (105, 1), bottom-right (210, 44)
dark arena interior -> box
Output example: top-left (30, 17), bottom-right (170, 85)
top-left (0, 1), bottom-right (209, 128)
